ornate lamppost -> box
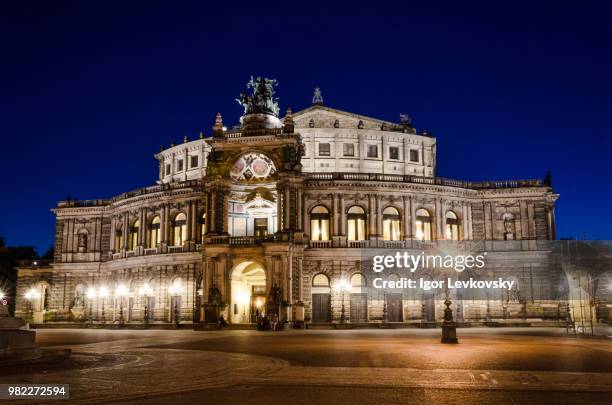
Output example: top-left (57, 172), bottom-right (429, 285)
top-left (168, 281), bottom-right (184, 326)
top-left (334, 279), bottom-right (350, 324)
top-left (115, 284), bottom-right (128, 326)
top-left (139, 283), bottom-right (153, 326)
top-left (86, 287), bottom-right (96, 324)
top-left (98, 286), bottom-right (109, 325)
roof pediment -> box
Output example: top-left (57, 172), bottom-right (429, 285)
top-left (289, 105), bottom-right (401, 131)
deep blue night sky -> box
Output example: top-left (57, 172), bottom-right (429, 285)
top-left (1, 2), bottom-right (611, 253)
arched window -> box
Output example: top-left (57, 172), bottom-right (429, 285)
top-left (173, 213), bottom-right (187, 246)
top-left (310, 205), bottom-right (330, 241)
top-left (350, 273), bottom-right (366, 287)
top-left (415, 209), bottom-right (432, 241)
top-left (129, 220), bottom-right (140, 251)
top-left (200, 213), bottom-right (206, 242)
top-left (382, 207), bottom-right (401, 241)
top-left (347, 206), bottom-right (366, 241)
top-left (114, 226), bottom-right (123, 253)
top-left (149, 216), bottom-right (161, 248)
top-left (445, 211), bottom-right (460, 241)
top-left (312, 273), bottom-right (330, 287)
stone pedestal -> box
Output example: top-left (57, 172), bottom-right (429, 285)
top-left (0, 315), bottom-right (70, 365)
top-left (293, 302), bottom-right (305, 329)
top-left (441, 322), bottom-right (458, 344)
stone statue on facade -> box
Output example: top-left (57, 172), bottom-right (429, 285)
top-left (236, 76), bottom-right (280, 117)
top-left (208, 284), bottom-right (222, 305)
top-left (503, 216), bottom-right (515, 240)
top-left (312, 87), bottom-right (323, 105)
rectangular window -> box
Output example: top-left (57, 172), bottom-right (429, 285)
top-left (410, 150), bottom-right (419, 162)
top-left (190, 155), bottom-right (199, 168)
top-left (319, 143), bottom-right (330, 156)
top-left (165, 164), bottom-right (171, 176)
top-left (367, 145), bottom-right (378, 158)
top-left (177, 159), bottom-right (184, 172)
top-left (343, 143), bottom-right (355, 156)
top-left (389, 147), bottom-right (399, 160)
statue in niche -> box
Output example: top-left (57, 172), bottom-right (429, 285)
top-left (77, 232), bottom-right (88, 253)
top-left (268, 283), bottom-right (282, 305)
top-left (208, 284), bottom-right (222, 305)
top-left (503, 215), bottom-right (515, 240)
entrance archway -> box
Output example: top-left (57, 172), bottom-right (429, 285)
top-left (230, 261), bottom-right (267, 323)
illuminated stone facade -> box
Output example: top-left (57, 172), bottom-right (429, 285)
top-left (17, 79), bottom-right (584, 328)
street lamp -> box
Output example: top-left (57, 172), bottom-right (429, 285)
top-left (115, 284), bottom-right (128, 325)
top-left (168, 281), bottom-right (184, 326)
top-left (86, 287), bottom-right (96, 324)
top-left (24, 287), bottom-right (40, 324)
top-left (334, 278), bottom-right (350, 324)
top-left (139, 283), bottom-right (154, 326)
top-left (98, 286), bottom-right (109, 324)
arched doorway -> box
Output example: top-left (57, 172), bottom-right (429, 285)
top-left (230, 261), bottom-right (267, 323)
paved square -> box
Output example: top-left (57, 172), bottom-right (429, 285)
top-left (3, 328), bottom-right (612, 404)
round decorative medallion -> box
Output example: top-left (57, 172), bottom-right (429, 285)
top-left (230, 153), bottom-right (276, 181)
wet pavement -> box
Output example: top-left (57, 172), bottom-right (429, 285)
top-left (1, 327), bottom-right (611, 404)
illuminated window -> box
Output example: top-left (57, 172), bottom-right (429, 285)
top-left (343, 143), bottom-right (355, 157)
top-left (313, 273), bottom-right (330, 287)
top-left (200, 213), bottom-right (206, 242)
top-left (389, 147), bottom-right (399, 160)
top-left (347, 206), bottom-right (366, 241)
top-left (415, 208), bottom-right (432, 240)
top-left (149, 216), bottom-right (161, 248)
top-left (310, 205), bottom-right (330, 241)
top-left (319, 143), bottom-right (330, 156)
top-left (445, 211), bottom-right (460, 241)
top-left (350, 273), bottom-right (366, 287)
top-left (382, 207), bottom-right (401, 241)
top-left (173, 213), bottom-right (187, 246)
top-left (129, 220), bottom-right (139, 251)
top-left (254, 218), bottom-right (268, 237)
top-left (114, 227), bottom-right (123, 252)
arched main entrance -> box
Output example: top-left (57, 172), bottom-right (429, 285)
top-left (230, 261), bottom-right (267, 323)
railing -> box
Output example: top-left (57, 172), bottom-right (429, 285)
top-left (206, 233), bottom-right (294, 246)
top-left (112, 253), bottom-right (122, 260)
top-left (221, 127), bottom-right (286, 139)
top-left (144, 248), bottom-right (158, 255)
top-left (125, 250), bottom-right (136, 257)
top-left (17, 260), bottom-right (52, 269)
top-left (348, 240), bottom-right (369, 248)
top-left (303, 172), bottom-right (543, 190)
top-left (168, 245), bottom-right (184, 253)
top-left (309, 240), bottom-right (332, 248)
top-left (57, 179), bottom-right (203, 207)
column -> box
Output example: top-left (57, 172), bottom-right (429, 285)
top-left (332, 194), bottom-right (338, 236)
top-left (434, 199), bottom-right (442, 240)
top-left (403, 196), bottom-right (411, 239)
top-left (186, 201), bottom-right (193, 242)
top-left (122, 214), bottom-right (129, 250)
top-left (375, 195), bottom-right (383, 237)
top-left (276, 187), bottom-right (283, 232)
top-left (338, 194), bottom-right (345, 236)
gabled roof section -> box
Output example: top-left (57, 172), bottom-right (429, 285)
top-left (288, 104), bottom-right (416, 133)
